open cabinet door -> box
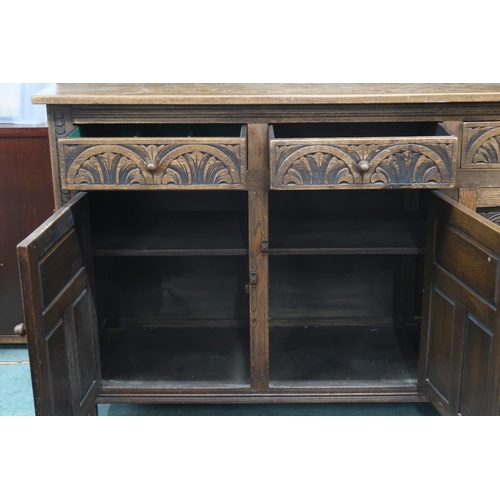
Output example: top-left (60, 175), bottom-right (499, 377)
top-left (17, 193), bottom-right (101, 416)
top-left (420, 191), bottom-right (500, 415)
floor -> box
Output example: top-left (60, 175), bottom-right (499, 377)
top-left (0, 345), bottom-right (440, 416)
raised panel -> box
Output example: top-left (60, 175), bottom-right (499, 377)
top-left (423, 192), bottom-right (500, 416)
top-left (38, 229), bottom-right (83, 308)
top-left (435, 223), bottom-right (498, 305)
top-left (73, 288), bottom-right (97, 403)
top-left (426, 287), bottom-right (459, 404)
top-left (460, 315), bottom-right (493, 416)
top-left (45, 319), bottom-right (72, 415)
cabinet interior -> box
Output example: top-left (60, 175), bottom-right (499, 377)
top-left (87, 189), bottom-right (428, 392)
top-left (268, 190), bottom-right (426, 388)
top-left (89, 191), bottom-right (250, 388)
top-left (271, 121), bottom-right (451, 138)
top-left (68, 123), bottom-right (245, 138)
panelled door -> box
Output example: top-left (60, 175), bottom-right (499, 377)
top-left (17, 193), bottom-right (101, 415)
top-left (420, 191), bottom-right (500, 415)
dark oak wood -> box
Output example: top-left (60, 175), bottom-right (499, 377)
top-left (269, 211), bottom-right (425, 254)
top-left (16, 84), bottom-right (500, 414)
top-left (59, 125), bottom-right (247, 190)
top-left (269, 325), bottom-right (418, 389)
top-left (0, 126), bottom-right (54, 344)
top-left (96, 390), bottom-right (426, 404)
top-left (477, 188), bottom-right (500, 207)
top-left (419, 192), bottom-right (500, 415)
top-left (248, 123), bottom-right (270, 390)
top-left (463, 122), bottom-right (500, 168)
top-left (93, 256), bottom-right (249, 326)
top-left (270, 123), bottom-right (457, 189)
top-left (69, 103), bottom-right (500, 125)
top-left (32, 84), bottom-right (500, 105)
top-left (17, 193), bottom-right (101, 415)
top-left (100, 327), bottom-right (249, 388)
top-left (458, 188), bottom-right (479, 210)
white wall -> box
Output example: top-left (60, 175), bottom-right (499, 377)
top-left (0, 83), bottom-right (52, 125)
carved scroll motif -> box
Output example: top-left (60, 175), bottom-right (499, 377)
top-left (159, 145), bottom-right (243, 186)
top-left (273, 142), bottom-right (454, 187)
top-left (63, 143), bottom-right (244, 187)
top-left (54, 108), bottom-right (66, 136)
top-left (481, 211), bottom-right (500, 225)
top-left (465, 125), bottom-right (500, 165)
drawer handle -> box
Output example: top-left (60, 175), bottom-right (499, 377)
top-left (146, 160), bottom-right (159, 172)
top-left (14, 323), bottom-right (26, 337)
top-left (357, 160), bottom-right (370, 172)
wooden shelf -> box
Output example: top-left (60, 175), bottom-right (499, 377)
top-left (269, 325), bottom-right (419, 388)
top-left (92, 210), bottom-right (248, 256)
top-left (269, 211), bottom-right (425, 255)
top-left (100, 327), bottom-right (250, 388)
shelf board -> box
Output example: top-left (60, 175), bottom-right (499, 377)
top-left (91, 210), bottom-right (248, 255)
top-left (94, 249), bottom-right (248, 257)
top-left (269, 317), bottom-right (398, 327)
top-left (270, 211), bottom-right (426, 255)
top-left (268, 247), bottom-right (423, 255)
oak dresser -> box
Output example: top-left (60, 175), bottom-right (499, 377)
top-left (16, 84), bottom-right (500, 415)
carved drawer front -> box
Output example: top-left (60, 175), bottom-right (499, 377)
top-left (58, 124), bottom-right (247, 190)
top-left (270, 123), bottom-right (457, 189)
top-left (463, 122), bottom-right (500, 168)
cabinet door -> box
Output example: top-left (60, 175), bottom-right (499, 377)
top-left (420, 191), bottom-right (500, 415)
top-left (17, 193), bottom-right (101, 415)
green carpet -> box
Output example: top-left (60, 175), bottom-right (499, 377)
top-left (0, 346), bottom-right (439, 416)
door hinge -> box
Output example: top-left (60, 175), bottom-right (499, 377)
top-left (261, 239), bottom-right (269, 254)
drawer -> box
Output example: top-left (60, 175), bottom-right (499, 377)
top-left (463, 122), bottom-right (500, 168)
top-left (269, 122), bottom-right (457, 189)
top-left (59, 124), bottom-right (247, 189)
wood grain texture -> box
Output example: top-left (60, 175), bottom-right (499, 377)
top-left (477, 188), bottom-right (500, 207)
top-left (463, 122), bottom-right (500, 168)
top-left (270, 125), bottom-right (457, 189)
top-left (456, 168), bottom-right (500, 188)
top-left (0, 127), bottom-right (54, 343)
top-left (17, 193), bottom-right (101, 415)
top-left (59, 130), bottom-right (247, 190)
top-left (22, 84), bottom-right (500, 413)
top-left (46, 106), bottom-right (75, 207)
top-left (96, 388), bottom-right (426, 404)
top-left (33, 83), bottom-right (500, 105)
top-left (458, 189), bottom-right (478, 210)
top-left (419, 192), bottom-right (500, 415)
top-left (70, 103), bottom-right (500, 124)
top-left (248, 124), bottom-right (269, 389)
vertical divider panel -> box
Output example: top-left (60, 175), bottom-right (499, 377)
top-left (248, 124), bottom-right (270, 389)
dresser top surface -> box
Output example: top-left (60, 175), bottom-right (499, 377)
top-left (33, 83), bottom-right (500, 105)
